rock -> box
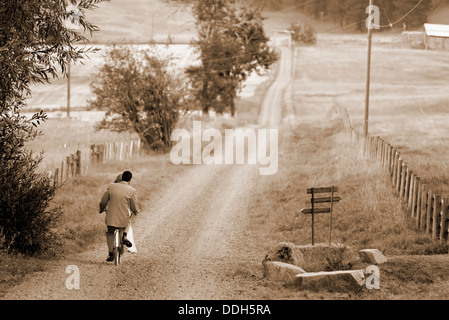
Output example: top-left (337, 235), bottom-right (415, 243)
top-left (295, 270), bottom-right (366, 293)
top-left (359, 249), bottom-right (387, 265)
top-left (295, 243), bottom-right (357, 272)
top-left (264, 242), bottom-right (357, 272)
top-left (263, 261), bottom-right (306, 285)
top-left (263, 242), bottom-right (305, 267)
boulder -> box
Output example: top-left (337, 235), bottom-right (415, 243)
top-left (295, 270), bottom-right (366, 293)
top-left (295, 243), bottom-right (357, 272)
top-left (263, 242), bottom-right (305, 267)
top-left (263, 261), bottom-right (306, 285)
top-left (359, 249), bottom-right (387, 265)
top-left (264, 242), bottom-right (357, 272)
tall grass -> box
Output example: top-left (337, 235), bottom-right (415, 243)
top-left (248, 117), bottom-right (448, 256)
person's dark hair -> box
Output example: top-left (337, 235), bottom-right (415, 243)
top-left (122, 171), bottom-right (132, 182)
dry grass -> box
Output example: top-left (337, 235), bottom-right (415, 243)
top-left (249, 116), bottom-right (447, 255)
top-left (242, 115), bottom-right (449, 299)
top-left (293, 33), bottom-right (449, 197)
top-left (0, 118), bottom-right (186, 295)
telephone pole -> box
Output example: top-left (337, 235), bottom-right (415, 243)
top-left (67, 57), bottom-right (71, 118)
top-left (364, 0), bottom-right (374, 154)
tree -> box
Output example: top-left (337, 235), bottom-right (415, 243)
top-left (89, 45), bottom-right (188, 150)
top-left (0, 0), bottom-right (104, 254)
top-left (393, 0), bottom-right (433, 29)
top-left (187, 0), bottom-right (278, 117)
top-left (327, 0), bottom-right (348, 27)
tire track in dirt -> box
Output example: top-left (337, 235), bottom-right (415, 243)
top-left (107, 164), bottom-right (260, 300)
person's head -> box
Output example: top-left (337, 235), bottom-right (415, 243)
top-left (122, 171), bottom-right (133, 182)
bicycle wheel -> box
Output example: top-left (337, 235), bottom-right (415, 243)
top-left (113, 229), bottom-right (121, 265)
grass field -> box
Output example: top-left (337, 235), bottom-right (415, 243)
top-left (292, 32), bottom-right (449, 198)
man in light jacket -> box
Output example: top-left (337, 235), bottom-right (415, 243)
top-left (99, 171), bottom-right (140, 262)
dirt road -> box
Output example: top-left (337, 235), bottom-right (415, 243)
top-left (2, 46), bottom-right (292, 300)
top-left (259, 46), bottom-right (292, 128)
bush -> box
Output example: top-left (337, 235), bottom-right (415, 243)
top-left (289, 22), bottom-right (317, 45)
top-left (89, 45), bottom-right (188, 149)
top-left (0, 114), bottom-right (62, 255)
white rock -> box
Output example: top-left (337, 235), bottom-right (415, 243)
top-left (295, 270), bottom-right (366, 293)
top-left (263, 261), bottom-right (306, 285)
top-left (359, 249), bottom-right (387, 265)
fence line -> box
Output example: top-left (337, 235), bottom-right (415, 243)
top-left (338, 107), bottom-right (449, 242)
top-left (47, 139), bottom-right (142, 188)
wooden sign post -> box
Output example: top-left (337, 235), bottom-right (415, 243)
top-left (301, 187), bottom-right (341, 245)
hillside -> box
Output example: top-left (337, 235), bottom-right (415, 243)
top-left (83, 0), bottom-right (195, 43)
top-left (26, 0), bottom-right (449, 110)
top-left (82, 0), bottom-right (449, 44)
top-left (82, 0), bottom-right (313, 43)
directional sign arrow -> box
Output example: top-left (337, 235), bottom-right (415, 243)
top-left (300, 208), bottom-right (331, 215)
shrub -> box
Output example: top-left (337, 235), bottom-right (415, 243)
top-left (0, 113), bottom-right (62, 254)
top-left (89, 45), bottom-right (188, 150)
top-left (289, 22), bottom-right (317, 44)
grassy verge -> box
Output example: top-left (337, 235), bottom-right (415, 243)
top-left (242, 115), bottom-right (449, 299)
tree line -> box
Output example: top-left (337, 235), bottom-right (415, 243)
top-left (265, 0), bottom-right (439, 31)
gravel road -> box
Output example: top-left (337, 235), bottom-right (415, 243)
top-left (3, 163), bottom-right (262, 300)
top-left (2, 46), bottom-right (291, 300)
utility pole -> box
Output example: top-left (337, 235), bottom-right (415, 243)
top-left (364, 0), bottom-right (374, 155)
top-left (67, 57), bottom-right (71, 118)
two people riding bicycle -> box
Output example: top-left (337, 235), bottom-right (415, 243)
top-left (99, 171), bottom-right (140, 262)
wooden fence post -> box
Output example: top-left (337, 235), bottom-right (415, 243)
top-left (392, 152), bottom-right (398, 186)
top-left (387, 145), bottom-right (392, 174)
top-left (404, 168), bottom-right (412, 204)
top-left (416, 182), bottom-right (423, 229)
top-left (399, 163), bottom-right (406, 198)
top-left (412, 176), bottom-right (420, 218)
top-left (54, 168), bottom-right (59, 187)
top-left (426, 191), bottom-right (433, 235)
top-left (440, 198), bottom-right (448, 241)
top-left (75, 150), bottom-right (81, 175)
top-left (420, 185), bottom-right (428, 231)
top-left (61, 161), bottom-right (64, 184)
top-left (432, 194), bottom-right (441, 240)
top-left (66, 156), bottom-right (71, 180)
top-left (407, 172), bottom-right (416, 212)
top-left (396, 158), bottom-right (403, 193)
top-left (407, 171), bottom-right (414, 209)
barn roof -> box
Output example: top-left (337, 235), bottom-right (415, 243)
top-left (424, 23), bottom-right (449, 38)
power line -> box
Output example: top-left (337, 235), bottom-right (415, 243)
top-left (267, 0), bottom-right (320, 16)
top-left (375, 0), bottom-right (425, 28)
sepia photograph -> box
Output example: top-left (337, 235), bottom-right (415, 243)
top-left (1, 0), bottom-right (449, 310)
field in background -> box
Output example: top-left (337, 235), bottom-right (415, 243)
top-left (292, 33), bottom-right (449, 197)
top-left (26, 44), bottom-right (197, 110)
top-left (25, 117), bottom-right (139, 174)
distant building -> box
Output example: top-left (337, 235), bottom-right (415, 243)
top-left (424, 23), bottom-right (449, 50)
